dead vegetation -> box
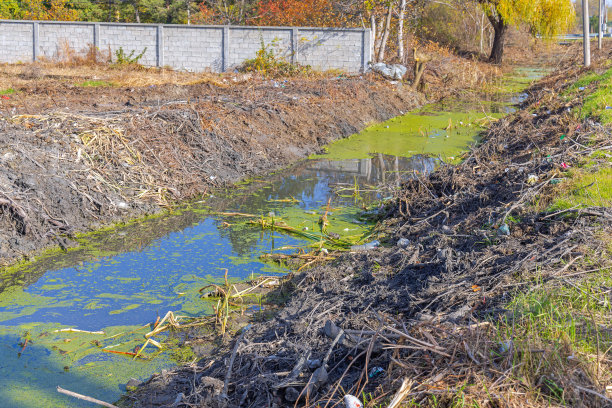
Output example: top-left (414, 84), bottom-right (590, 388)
top-left (121, 58), bottom-right (612, 408)
top-left (0, 68), bottom-right (426, 264)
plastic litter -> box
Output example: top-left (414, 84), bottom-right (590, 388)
top-left (344, 394), bottom-right (363, 408)
top-left (369, 62), bottom-right (408, 80)
top-left (560, 162), bottom-right (570, 169)
top-left (350, 240), bottom-right (380, 251)
top-left (499, 340), bottom-right (513, 353)
top-left (397, 238), bottom-right (410, 249)
top-left (368, 366), bottom-right (384, 378)
top-left (498, 224), bottom-right (510, 235)
top-left (527, 174), bottom-right (539, 185)
top-left (579, 87), bottom-right (585, 91)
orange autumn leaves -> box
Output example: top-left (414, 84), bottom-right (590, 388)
top-left (255, 0), bottom-right (345, 27)
top-left (196, 0), bottom-right (352, 27)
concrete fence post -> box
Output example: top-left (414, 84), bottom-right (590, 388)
top-left (291, 28), bottom-right (299, 64)
top-left (222, 25), bottom-right (230, 72)
top-left (157, 25), bottom-right (164, 67)
top-left (362, 29), bottom-right (371, 72)
top-left (93, 23), bottom-right (100, 50)
top-left (32, 22), bottom-right (39, 62)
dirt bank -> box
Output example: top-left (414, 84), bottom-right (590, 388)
top-left (0, 71), bottom-right (429, 264)
top-left (122, 59), bottom-right (612, 407)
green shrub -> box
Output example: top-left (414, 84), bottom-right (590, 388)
top-left (114, 47), bottom-right (147, 66)
top-left (241, 39), bottom-right (310, 78)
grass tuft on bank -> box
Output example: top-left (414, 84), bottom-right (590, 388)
top-left (549, 167), bottom-right (612, 211)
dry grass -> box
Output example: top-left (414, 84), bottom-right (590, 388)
top-left (0, 62), bottom-right (234, 90)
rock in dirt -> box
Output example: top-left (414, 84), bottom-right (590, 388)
top-left (284, 387), bottom-right (300, 402)
top-left (199, 376), bottom-right (225, 407)
top-left (397, 237), bottom-right (410, 248)
top-left (370, 62), bottom-right (408, 80)
top-left (303, 366), bottom-right (329, 398)
top-left (323, 320), bottom-right (343, 340)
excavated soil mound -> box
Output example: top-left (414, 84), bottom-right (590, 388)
top-left (0, 77), bottom-right (422, 263)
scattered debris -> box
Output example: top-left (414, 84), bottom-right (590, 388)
top-left (370, 62), bottom-right (408, 80)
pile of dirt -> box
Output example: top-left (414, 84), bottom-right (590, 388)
top-left (122, 63), bottom-right (611, 407)
top-left (0, 76), bottom-right (424, 263)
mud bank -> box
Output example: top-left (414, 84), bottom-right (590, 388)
top-left (123, 63), bottom-right (612, 407)
top-left (0, 75), bottom-right (425, 264)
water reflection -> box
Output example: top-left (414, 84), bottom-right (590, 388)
top-left (211, 154), bottom-right (436, 256)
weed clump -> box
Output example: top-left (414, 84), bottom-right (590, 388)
top-left (240, 40), bottom-right (310, 78)
top-left (113, 47), bottom-right (147, 67)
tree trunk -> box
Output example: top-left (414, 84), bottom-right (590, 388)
top-left (373, 15), bottom-right (383, 62)
top-left (398, 0), bottom-right (407, 62)
top-left (377, 2), bottom-right (393, 62)
top-left (489, 20), bottom-right (507, 64)
top-left (598, 0), bottom-right (603, 49)
top-left (479, 12), bottom-right (485, 55)
top-left (239, 0), bottom-right (245, 24)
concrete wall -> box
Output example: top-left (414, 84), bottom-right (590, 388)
top-left (0, 21), bottom-right (34, 63)
top-left (0, 20), bottom-right (371, 73)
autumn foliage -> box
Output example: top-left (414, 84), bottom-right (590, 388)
top-left (254, 0), bottom-right (343, 27)
top-left (20, 0), bottom-right (79, 21)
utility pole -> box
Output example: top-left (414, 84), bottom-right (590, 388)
top-left (599, 0), bottom-right (604, 49)
top-left (584, 0), bottom-right (591, 66)
top-left (186, 0), bottom-right (191, 25)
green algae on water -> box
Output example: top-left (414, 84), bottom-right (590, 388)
top-left (312, 102), bottom-right (503, 161)
top-left (0, 322), bottom-right (176, 408)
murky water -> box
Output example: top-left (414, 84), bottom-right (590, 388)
top-left (0, 70), bottom-right (547, 407)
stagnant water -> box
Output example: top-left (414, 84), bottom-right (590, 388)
top-left (0, 69), bottom-right (548, 407)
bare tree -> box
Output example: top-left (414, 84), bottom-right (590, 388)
top-left (377, 1), bottom-right (393, 61)
top-left (398, 0), bottom-right (407, 61)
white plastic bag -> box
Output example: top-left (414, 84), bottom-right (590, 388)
top-left (344, 394), bottom-right (363, 408)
